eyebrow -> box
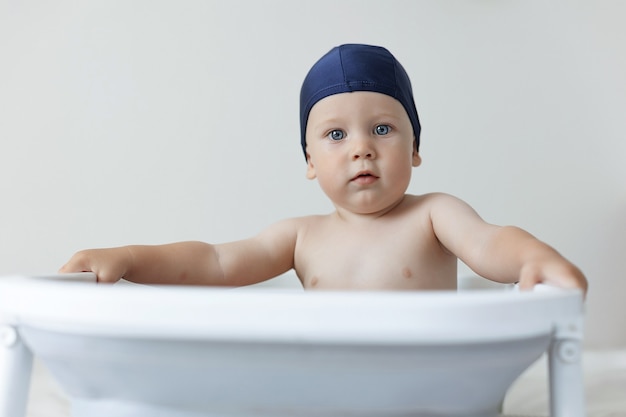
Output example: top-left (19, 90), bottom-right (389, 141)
top-left (374, 112), bottom-right (403, 122)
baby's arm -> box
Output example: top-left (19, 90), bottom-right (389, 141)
top-left (59, 219), bottom-right (298, 286)
top-left (428, 193), bottom-right (588, 294)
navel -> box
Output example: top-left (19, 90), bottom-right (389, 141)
top-left (402, 267), bottom-right (413, 279)
top-left (310, 276), bottom-right (319, 287)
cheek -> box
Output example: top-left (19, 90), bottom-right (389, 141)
top-left (317, 156), bottom-right (347, 187)
top-left (389, 141), bottom-right (415, 163)
top-left (385, 145), bottom-right (415, 179)
top-left (315, 160), bottom-right (339, 184)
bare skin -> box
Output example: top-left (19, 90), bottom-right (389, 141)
top-left (60, 92), bottom-right (588, 295)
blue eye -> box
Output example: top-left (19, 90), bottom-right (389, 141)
top-left (328, 130), bottom-right (345, 141)
top-left (375, 125), bottom-right (391, 135)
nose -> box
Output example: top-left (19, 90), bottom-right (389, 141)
top-left (351, 135), bottom-right (376, 160)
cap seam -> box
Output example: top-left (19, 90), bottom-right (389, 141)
top-left (339, 47), bottom-right (348, 89)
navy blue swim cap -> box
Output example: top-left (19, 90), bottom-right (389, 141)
top-left (299, 44), bottom-right (421, 160)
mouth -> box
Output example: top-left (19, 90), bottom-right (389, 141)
top-left (351, 171), bottom-right (379, 183)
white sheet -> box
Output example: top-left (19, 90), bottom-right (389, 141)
top-left (27, 350), bottom-right (626, 417)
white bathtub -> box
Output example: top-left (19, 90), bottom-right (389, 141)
top-left (0, 274), bottom-right (585, 417)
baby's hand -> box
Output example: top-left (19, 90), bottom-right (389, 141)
top-left (59, 247), bottom-right (132, 283)
top-left (517, 258), bottom-right (588, 297)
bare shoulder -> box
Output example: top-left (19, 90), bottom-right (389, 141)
top-left (255, 216), bottom-right (300, 240)
top-left (255, 214), bottom-right (330, 241)
top-left (402, 192), bottom-right (489, 243)
top-left (263, 214), bottom-right (329, 229)
top-left (402, 192), bottom-right (475, 216)
top-left (409, 192), bottom-right (469, 205)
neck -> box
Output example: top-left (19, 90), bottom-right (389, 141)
top-left (332, 194), bottom-right (408, 223)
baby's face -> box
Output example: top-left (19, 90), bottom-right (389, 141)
top-left (305, 91), bottom-right (421, 215)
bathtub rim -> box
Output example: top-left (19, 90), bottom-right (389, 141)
top-left (0, 274), bottom-right (584, 345)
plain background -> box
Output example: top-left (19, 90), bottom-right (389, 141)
top-left (1, 1), bottom-right (624, 348)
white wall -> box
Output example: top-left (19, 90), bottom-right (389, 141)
top-left (1, 1), bottom-right (624, 348)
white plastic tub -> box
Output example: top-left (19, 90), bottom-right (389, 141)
top-left (0, 274), bottom-right (585, 417)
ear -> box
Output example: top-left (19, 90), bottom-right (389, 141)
top-left (412, 141), bottom-right (422, 167)
top-left (306, 153), bottom-right (317, 179)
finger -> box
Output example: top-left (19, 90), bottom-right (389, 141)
top-left (58, 251), bottom-right (92, 273)
top-left (518, 264), bottom-right (543, 291)
top-left (93, 269), bottom-right (123, 283)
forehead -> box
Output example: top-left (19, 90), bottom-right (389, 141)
top-left (308, 91), bottom-right (408, 123)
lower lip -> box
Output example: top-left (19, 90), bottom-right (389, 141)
top-left (352, 175), bottom-right (378, 185)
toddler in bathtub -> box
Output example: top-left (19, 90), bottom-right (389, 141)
top-left (61, 44), bottom-right (587, 295)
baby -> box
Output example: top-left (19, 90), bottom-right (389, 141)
top-left (60, 44), bottom-right (588, 294)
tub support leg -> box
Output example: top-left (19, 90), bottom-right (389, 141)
top-left (548, 318), bottom-right (585, 417)
top-left (0, 325), bottom-right (33, 417)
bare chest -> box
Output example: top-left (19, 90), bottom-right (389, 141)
top-left (294, 222), bottom-right (456, 291)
